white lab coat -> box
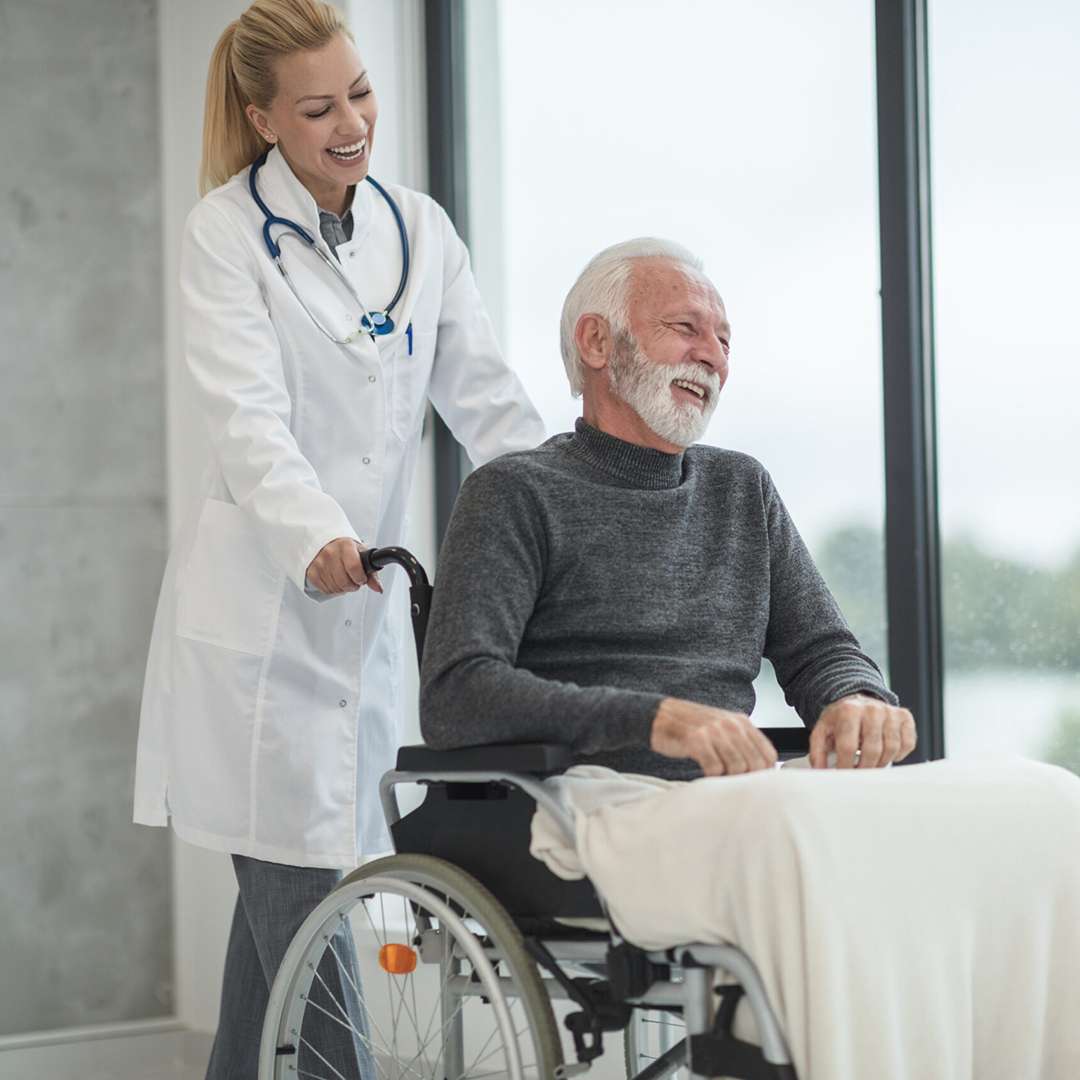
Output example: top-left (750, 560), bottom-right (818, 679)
top-left (133, 146), bottom-right (545, 867)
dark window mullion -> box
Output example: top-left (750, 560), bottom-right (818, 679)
top-left (875, 0), bottom-right (945, 760)
top-left (425, 0), bottom-right (469, 546)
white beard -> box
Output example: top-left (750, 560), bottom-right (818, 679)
top-left (608, 334), bottom-right (721, 448)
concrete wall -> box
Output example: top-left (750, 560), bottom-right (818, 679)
top-left (0, 0), bottom-right (172, 1036)
top-left (0, 0), bottom-right (432, 1048)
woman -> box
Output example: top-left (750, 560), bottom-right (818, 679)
top-left (132, 1), bottom-right (544, 1074)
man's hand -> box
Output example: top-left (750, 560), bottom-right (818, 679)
top-left (810, 694), bottom-right (916, 769)
top-left (650, 697), bottom-right (778, 776)
top-left (306, 538), bottom-right (383, 597)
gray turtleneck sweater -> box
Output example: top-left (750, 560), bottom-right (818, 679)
top-left (419, 420), bottom-right (896, 779)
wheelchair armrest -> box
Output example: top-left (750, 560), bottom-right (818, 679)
top-left (394, 742), bottom-right (574, 775)
top-left (395, 728), bottom-right (808, 775)
top-left (761, 727), bottom-right (811, 758)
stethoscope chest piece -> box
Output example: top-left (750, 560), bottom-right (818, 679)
top-left (364, 312), bottom-right (395, 335)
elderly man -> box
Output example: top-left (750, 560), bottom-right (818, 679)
top-left (419, 238), bottom-right (916, 777)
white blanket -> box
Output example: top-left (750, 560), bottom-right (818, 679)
top-left (530, 759), bottom-right (1080, 1080)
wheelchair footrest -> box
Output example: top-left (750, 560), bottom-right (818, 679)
top-left (688, 1033), bottom-right (794, 1080)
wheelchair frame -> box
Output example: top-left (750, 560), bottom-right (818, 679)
top-left (378, 763), bottom-right (798, 1080)
top-left (258, 546), bottom-right (803, 1080)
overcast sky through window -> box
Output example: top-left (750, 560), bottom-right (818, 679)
top-left (469, 0), bottom-right (1080, 569)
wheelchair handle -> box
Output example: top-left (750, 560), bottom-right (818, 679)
top-left (361, 546), bottom-right (433, 666)
top-left (360, 545), bottom-right (430, 588)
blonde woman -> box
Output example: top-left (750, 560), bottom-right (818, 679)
top-left (133, 0), bottom-right (544, 1073)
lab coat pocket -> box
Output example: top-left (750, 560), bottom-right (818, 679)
top-left (389, 329), bottom-right (436, 442)
top-left (176, 498), bottom-right (283, 656)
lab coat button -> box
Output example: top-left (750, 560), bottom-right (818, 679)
top-left (339, 699), bottom-right (348, 708)
top-left (368, 375), bottom-right (377, 383)
top-left (344, 619), bottom-right (352, 628)
top-left (362, 457), bottom-right (371, 465)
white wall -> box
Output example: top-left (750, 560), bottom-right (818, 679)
top-left (157, 0), bottom-right (430, 1034)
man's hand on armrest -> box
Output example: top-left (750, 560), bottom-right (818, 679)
top-left (810, 693), bottom-right (917, 769)
top-left (650, 698), bottom-right (778, 776)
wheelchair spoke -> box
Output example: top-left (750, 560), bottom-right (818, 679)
top-left (390, 976), bottom-right (432, 1075)
top-left (359, 894), bottom-right (388, 948)
top-left (397, 1013), bottom-right (455, 1080)
top-left (357, 894), bottom-right (409, 1067)
top-left (400, 960), bottom-right (468, 1079)
top-left (300, 996), bottom-right (391, 1080)
top-left (629, 1010), bottom-right (688, 1080)
top-left (465, 1024), bottom-right (532, 1077)
top-left (458, 1013), bottom-right (506, 1079)
top-left (377, 892), bottom-right (407, 1073)
top-left (301, 992), bottom-right (363, 1039)
top-left (320, 931), bottom-right (398, 1076)
top-left (351, 896), bottom-right (411, 1067)
top-left (372, 893), bottom-right (433, 1074)
top-left (417, 933), bottom-right (462, 1054)
top-left (387, 961), bottom-right (425, 1040)
top-left (388, 971), bottom-right (410, 1075)
top-left (382, 955), bottom-right (423, 1054)
top-left (406, 896), bottom-right (423, 1057)
top-left (297, 1036), bottom-right (349, 1080)
top-left (426, 995), bottom-right (469, 1080)
top-left (347, 990), bottom-right (393, 1067)
top-left (308, 963), bottom-right (402, 1080)
top-left (310, 965), bottom-right (361, 1032)
top-left (462, 1039), bottom-right (510, 1078)
top-left (328, 917), bottom-right (365, 1001)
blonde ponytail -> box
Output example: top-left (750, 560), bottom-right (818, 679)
top-left (198, 1), bottom-right (352, 196)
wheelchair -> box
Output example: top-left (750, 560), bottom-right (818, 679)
top-left (258, 548), bottom-right (806, 1080)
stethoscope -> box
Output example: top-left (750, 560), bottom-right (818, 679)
top-left (248, 147), bottom-right (411, 348)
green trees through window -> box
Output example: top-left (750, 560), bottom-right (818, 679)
top-left (818, 524), bottom-right (1080, 771)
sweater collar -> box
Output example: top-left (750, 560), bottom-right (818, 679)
top-left (569, 419), bottom-right (685, 489)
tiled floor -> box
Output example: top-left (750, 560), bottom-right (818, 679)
top-left (0, 1029), bottom-right (212, 1080)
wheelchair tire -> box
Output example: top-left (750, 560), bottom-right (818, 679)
top-left (259, 853), bottom-right (564, 1080)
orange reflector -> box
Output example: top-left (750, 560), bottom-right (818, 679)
top-left (379, 943), bottom-right (418, 975)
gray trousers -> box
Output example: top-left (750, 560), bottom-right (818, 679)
top-left (205, 853), bottom-right (375, 1080)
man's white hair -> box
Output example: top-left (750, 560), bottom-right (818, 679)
top-left (559, 237), bottom-right (705, 397)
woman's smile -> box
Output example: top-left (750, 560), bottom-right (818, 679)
top-left (325, 137), bottom-right (367, 164)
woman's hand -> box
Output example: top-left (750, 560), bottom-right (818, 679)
top-left (306, 538), bottom-right (383, 596)
top-left (650, 697), bottom-right (778, 776)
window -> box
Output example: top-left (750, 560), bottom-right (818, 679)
top-left (463, 0), bottom-right (890, 724)
top-left (930, 0), bottom-right (1080, 767)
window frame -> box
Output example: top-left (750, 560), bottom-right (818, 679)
top-left (423, 0), bottom-right (471, 542)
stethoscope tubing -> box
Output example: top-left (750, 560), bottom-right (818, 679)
top-left (248, 147), bottom-right (409, 344)
top-left (365, 175), bottom-right (410, 320)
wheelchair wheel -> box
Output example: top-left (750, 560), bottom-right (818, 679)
top-left (259, 853), bottom-right (563, 1080)
top-left (625, 1010), bottom-right (686, 1080)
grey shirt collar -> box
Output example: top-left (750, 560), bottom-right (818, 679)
top-left (318, 202), bottom-right (355, 259)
